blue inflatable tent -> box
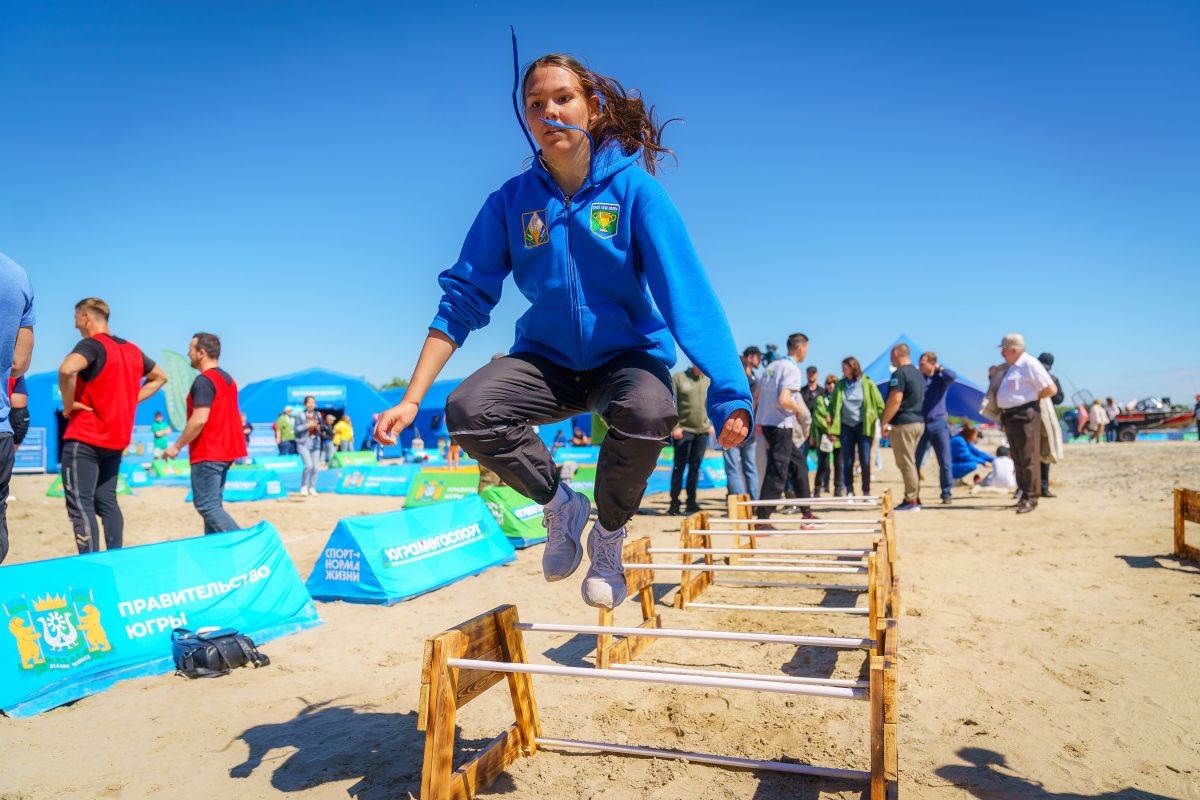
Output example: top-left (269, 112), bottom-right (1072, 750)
top-left (238, 367), bottom-right (391, 448)
top-left (863, 334), bottom-right (987, 423)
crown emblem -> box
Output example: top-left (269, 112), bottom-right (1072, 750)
top-left (33, 594), bottom-right (68, 612)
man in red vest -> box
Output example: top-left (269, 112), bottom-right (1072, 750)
top-left (164, 332), bottom-right (247, 534)
top-left (59, 298), bottom-right (167, 553)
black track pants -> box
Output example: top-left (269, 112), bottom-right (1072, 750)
top-left (446, 351), bottom-right (678, 531)
top-left (61, 439), bottom-right (125, 554)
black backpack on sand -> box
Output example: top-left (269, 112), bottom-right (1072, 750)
top-left (171, 627), bottom-right (271, 679)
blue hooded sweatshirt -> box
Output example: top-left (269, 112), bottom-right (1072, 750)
top-left (429, 135), bottom-right (753, 433)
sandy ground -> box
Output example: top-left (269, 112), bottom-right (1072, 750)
top-left (1, 442), bottom-right (1198, 800)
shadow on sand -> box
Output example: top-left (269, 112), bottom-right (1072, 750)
top-left (1115, 554), bottom-right (1200, 574)
top-left (229, 697), bottom-right (515, 798)
top-left (935, 747), bottom-right (1178, 799)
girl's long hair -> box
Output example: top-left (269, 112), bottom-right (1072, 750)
top-left (522, 54), bottom-right (677, 175)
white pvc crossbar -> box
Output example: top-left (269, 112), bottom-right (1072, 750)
top-left (657, 563), bottom-right (867, 575)
top-left (705, 517), bottom-right (882, 525)
top-left (716, 580), bottom-right (867, 591)
top-left (650, 547), bottom-right (869, 557)
top-left (608, 662), bottom-right (869, 688)
top-left (513, 621), bottom-right (871, 649)
top-left (446, 658), bottom-right (867, 700)
top-left (739, 557), bottom-right (866, 565)
top-left (535, 738), bottom-right (870, 780)
top-left (702, 529), bottom-right (882, 536)
top-left (737, 497), bottom-right (881, 506)
top-left (686, 602), bottom-right (868, 615)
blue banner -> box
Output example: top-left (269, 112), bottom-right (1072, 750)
top-left (644, 465), bottom-right (673, 495)
top-left (552, 446), bottom-right (601, 464)
top-left (0, 521), bottom-right (320, 717)
top-left (405, 448), bottom-right (445, 465)
top-left (305, 495), bottom-right (515, 605)
top-left (184, 468), bottom-right (287, 503)
top-left (698, 457), bottom-right (727, 489)
top-left (119, 462), bottom-right (152, 487)
top-left (123, 426), bottom-right (157, 464)
top-left (249, 455), bottom-right (304, 473)
top-left (13, 427), bottom-right (47, 473)
top-left (286, 385), bottom-right (347, 407)
top-left (246, 425), bottom-right (281, 457)
top-left (336, 464), bottom-right (421, 496)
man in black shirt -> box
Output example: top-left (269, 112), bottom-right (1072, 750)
top-left (800, 366), bottom-right (821, 411)
top-left (879, 343), bottom-right (926, 511)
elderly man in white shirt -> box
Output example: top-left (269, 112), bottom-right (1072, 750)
top-left (994, 333), bottom-right (1057, 514)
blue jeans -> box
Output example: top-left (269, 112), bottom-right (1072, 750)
top-left (191, 461), bottom-right (240, 535)
top-left (840, 423), bottom-right (872, 494)
top-left (915, 419), bottom-right (953, 499)
top-left (297, 442), bottom-right (319, 489)
top-left (722, 437), bottom-right (760, 499)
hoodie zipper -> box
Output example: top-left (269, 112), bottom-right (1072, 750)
top-left (562, 191), bottom-right (583, 367)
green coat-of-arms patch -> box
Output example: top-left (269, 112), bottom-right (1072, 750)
top-left (590, 203), bottom-right (619, 239)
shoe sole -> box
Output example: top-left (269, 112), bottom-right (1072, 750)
top-left (581, 592), bottom-right (626, 610)
top-left (543, 495), bottom-right (591, 582)
top-left (582, 578), bottom-right (627, 609)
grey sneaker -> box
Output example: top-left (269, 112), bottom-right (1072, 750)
top-left (581, 523), bottom-right (627, 609)
top-left (541, 485), bottom-right (590, 581)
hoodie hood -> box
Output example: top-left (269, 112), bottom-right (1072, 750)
top-left (529, 139), bottom-right (642, 187)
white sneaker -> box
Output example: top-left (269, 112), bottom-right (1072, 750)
top-left (299, 487), bottom-right (310, 496)
top-left (541, 485), bottom-right (590, 581)
top-left (582, 523), bottom-right (627, 609)
top-left (310, 487), bottom-right (319, 496)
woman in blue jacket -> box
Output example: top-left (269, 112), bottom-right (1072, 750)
top-left (951, 424), bottom-right (993, 481)
top-left (375, 53), bottom-right (752, 610)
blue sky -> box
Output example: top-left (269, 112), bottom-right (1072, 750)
top-left (3, 1), bottom-right (1197, 405)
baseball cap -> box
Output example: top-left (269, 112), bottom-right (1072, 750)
top-left (998, 333), bottom-right (1025, 350)
top-left (742, 346), bottom-right (763, 357)
top-left (806, 365), bottom-right (818, 374)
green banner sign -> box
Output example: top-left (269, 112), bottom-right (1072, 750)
top-left (47, 474), bottom-right (132, 498)
top-left (330, 451), bottom-right (377, 468)
top-left (565, 465), bottom-right (596, 500)
top-left (149, 459), bottom-right (192, 477)
top-left (481, 486), bottom-right (546, 548)
top-left (404, 470), bottom-right (479, 508)
top-left (158, 350), bottom-right (199, 430)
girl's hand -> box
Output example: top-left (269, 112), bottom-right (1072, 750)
top-left (717, 409), bottom-right (751, 449)
top-left (374, 401), bottom-right (419, 445)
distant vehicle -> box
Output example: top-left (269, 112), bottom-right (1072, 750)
top-left (1112, 397), bottom-right (1193, 442)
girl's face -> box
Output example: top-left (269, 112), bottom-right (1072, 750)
top-left (842, 363), bottom-right (853, 379)
top-left (524, 65), bottom-right (599, 158)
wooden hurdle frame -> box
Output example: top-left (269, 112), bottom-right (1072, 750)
top-left (1175, 488), bottom-right (1200, 562)
top-left (595, 536), bottom-right (661, 668)
top-left (595, 532), bottom-right (898, 665)
top-left (418, 604), bottom-right (898, 799)
top-left (671, 493), bottom-right (897, 625)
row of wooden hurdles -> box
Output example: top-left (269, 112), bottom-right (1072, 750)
top-left (418, 491), bottom-right (901, 799)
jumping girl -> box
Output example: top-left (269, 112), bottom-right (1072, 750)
top-left (375, 50), bottom-right (752, 609)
